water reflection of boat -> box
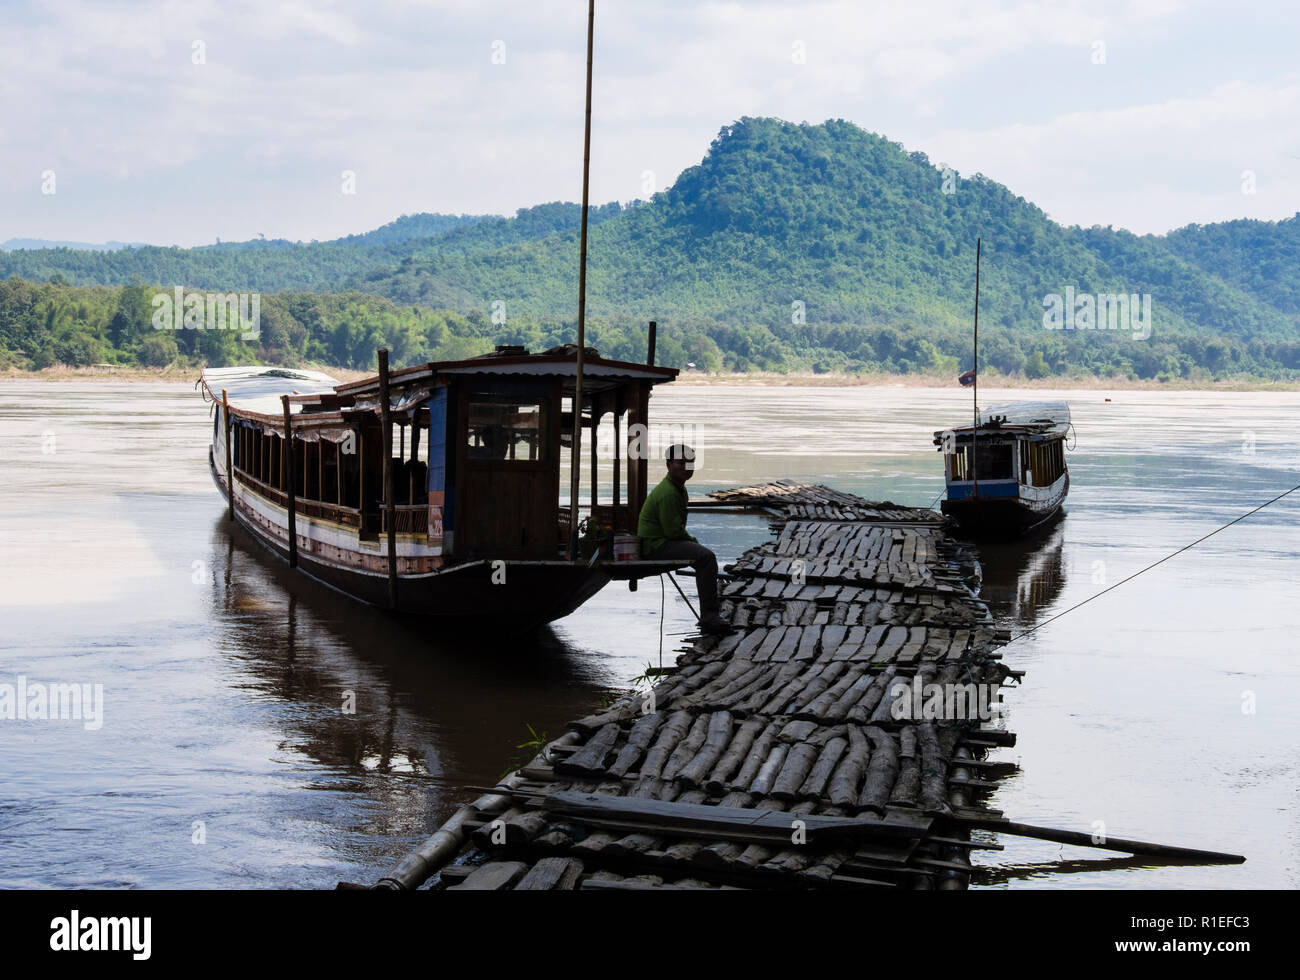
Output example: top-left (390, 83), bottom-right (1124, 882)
top-left (198, 348), bottom-right (688, 632)
top-left (204, 516), bottom-right (615, 811)
top-left (971, 521), bottom-right (1067, 627)
top-left (933, 401), bottom-right (1071, 539)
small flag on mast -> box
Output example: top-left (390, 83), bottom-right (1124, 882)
top-left (958, 369), bottom-right (976, 387)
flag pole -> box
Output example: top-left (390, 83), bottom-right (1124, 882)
top-left (568, 0), bottom-right (595, 559)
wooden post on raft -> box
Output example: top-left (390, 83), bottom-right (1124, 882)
top-left (281, 395), bottom-right (298, 568)
top-left (646, 320), bottom-right (656, 366)
top-left (222, 389), bottom-right (234, 523)
top-left (378, 348), bottom-right (398, 609)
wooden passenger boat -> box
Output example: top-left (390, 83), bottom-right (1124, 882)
top-left (198, 345), bottom-right (691, 631)
top-left (933, 401), bottom-right (1071, 539)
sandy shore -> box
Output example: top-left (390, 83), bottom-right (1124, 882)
top-left (0, 364), bottom-right (374, 383)
top-left (669, 371), bottom-right (1300, 391)
top-left (3, 363), bottom-right (1297, 391)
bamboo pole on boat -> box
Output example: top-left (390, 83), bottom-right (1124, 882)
top-left (222, 390), bottom-right (234, 523)
top-left (281, 395), bottom-right (298, 568)
top-left (378, 348), bottom-right (398, 609)
top-left (567, 0), bottom-right (595, 560)
top-left (612, 390), bottom-right (621, 511)
top-left (590, 397), bottom-right (598, 511)
top-left (971, 237), bottom-right (980, 500)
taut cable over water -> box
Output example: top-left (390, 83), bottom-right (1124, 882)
top-left (1004, 481), bottom-right (1300, 644)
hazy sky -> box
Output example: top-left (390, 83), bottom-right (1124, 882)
top-left (3, 0), bottom-right (1297, 246)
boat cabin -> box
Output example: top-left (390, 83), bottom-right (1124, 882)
top-left (206, 346), bottom-right (677, 572)
top-left (936, 402), bottom-right (1069, 498)
top-left (940, 424), bottom-right (1066, 497)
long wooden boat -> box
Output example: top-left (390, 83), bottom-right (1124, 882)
top-left (933, 400), bottom-right (1071, 538)
top-left (198, 345), bottom-right (691, 631)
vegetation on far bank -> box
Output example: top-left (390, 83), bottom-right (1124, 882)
top-left (2, 273), bottom-right (1297, 386)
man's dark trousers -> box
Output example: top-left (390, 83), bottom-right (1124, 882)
top-left (648, 539), bottom-right (718, 614)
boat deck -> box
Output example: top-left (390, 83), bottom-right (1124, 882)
top-left (371, 481), bottom-right (1019, 891)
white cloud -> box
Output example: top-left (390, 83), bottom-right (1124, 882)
top-left (0, 0), bottom-right (1293, 244)
top-left (926, 78), bottom-right (1300, 232)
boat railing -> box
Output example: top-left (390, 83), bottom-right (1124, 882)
top-left (589, 503), bottom-right (635, 534)
top-left (557, 503), bottom-right (635, 542)
top-left (300, 499), bottom-right (363, 529)
top-left (382, 505), bottom-right (429, 535)
top-left (234, 469), bottom-right (363, 528)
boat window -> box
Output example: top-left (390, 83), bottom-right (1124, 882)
top-left (467, 399), bottom-right (545, 461)
top-left (1024, 439), bottom-right (1065, 486)
top-left (972, 443), bottom-right (1013, 480)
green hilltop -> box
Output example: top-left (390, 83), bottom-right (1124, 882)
top-left (3, 117), bottom-right (1298, 380)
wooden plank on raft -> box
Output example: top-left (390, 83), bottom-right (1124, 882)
top-left (513, 856), bottom-right (585, 891)
top-left (448, 861), bottom-right (529, 890)
top-left (556, 722), bottom-right (622, 777)
top-left (704, 717), bottom-right (766, 794)
top-left (676, 711), bottom-right (734, 787)
top-left (539, 791), bottom-right (932, 843)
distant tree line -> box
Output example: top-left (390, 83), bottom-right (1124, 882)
top-left (3, 275), bottom-right (1297, 382)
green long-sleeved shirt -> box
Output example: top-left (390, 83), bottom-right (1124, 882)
top-left (637, 475), bottom-right (697, 554)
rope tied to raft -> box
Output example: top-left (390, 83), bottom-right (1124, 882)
top-left (1007, 480), bottom-right (1300, 644)
top-left (658, 574), bottom-right (665, 671)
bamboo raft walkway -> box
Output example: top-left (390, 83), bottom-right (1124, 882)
top-left (368, 481), bottom-right (1242, 891)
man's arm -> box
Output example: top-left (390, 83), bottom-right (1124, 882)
top-left (659, 486), bottom-right (697, 543)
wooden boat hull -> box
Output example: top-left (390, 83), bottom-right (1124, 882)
top-left (941, 472), bottom-right (1069, 539)
top-left (211, 453), bottom-right (637, 632)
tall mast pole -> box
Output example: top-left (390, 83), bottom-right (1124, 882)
top-left (568, 0), bottom-right (595, 559)
top-left (972, 237), bottom-right (981, 500)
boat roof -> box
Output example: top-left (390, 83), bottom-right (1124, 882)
top-left (201, 347), bottom-right (677, 421)
top-left (935, 400), bottom-right (1071, 438)
top-left (333, 346), bottom-right (677, 399)
top-left (200, 366), bottom-right (342, 416)
top-left (979, 400), bottom-right (1070, 427)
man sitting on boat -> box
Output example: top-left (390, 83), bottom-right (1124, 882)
top-left (638, 444), bottom-right (731, 635)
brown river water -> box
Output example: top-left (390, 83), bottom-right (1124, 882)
top-left (1, 380), bottom-right (1297, 889)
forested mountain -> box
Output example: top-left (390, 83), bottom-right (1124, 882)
top-left (1163, 217), bottom-right (1300, 320)
top-left (3, 117), bottom-right (1298, 380)
top-left (329, 212), bottom-right (486, 247)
